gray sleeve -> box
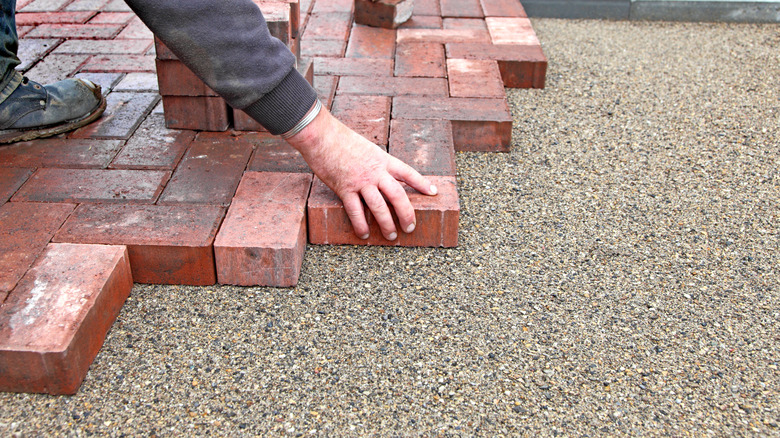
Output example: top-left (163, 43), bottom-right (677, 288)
top-left (124, 0), bottom-right (317, 135)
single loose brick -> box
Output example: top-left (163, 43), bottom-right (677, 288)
top-left (446, 58), bottom-right (505, 98)
top-left (247, 134), bottom-right (310, 173)
top-left (354, 0), bottom-right (414, 29)
top-left (158, 136), bottom-right (253, 206)
top-left (161, 95), bottom-right (231, 131)
top-left (215, 172), bottom-right (312, 287)
top-left (0, 243), bottom-right (132, 395)
top-left (70, 92), bottom-right (160, 139)
top-left (0, 138), bottom-right (124, 169)
top-left (445, 43), bottom-right (547, 88)
top-left (331, 95), bottom-right (391, 146)
top-left (479, 0), bottom-right (527, 17)
top-left (485, 17), bottom-right (539, 45)
top-left (12, 168), bottom-right (170, 203)
top-left (0, 168), bottom-right (33, 204)
top-left (346, 24), bottom-right (397, 58)
top-left (54, 204), bottom-right (226, 285)
top-left (313, 58), bottom-right (393, 77)
top-left (155, 60), bottom-right (218, 96)
top-left (394, 42), bottom-right (445, 77)
top-left (110, 113), bottom-right (195, 170)
top-left (307, 175), bottom-right (459, 247)
top-left (0, 202), bottom-right (75, 297)
top-left (392, 96), bottom-right (513, 152)
top-left (337, 76), bottom-right (448, 97)
top-left (440, 0), bottom-right (484, 18)
top-left (389, 119), bottom-right (456, 176)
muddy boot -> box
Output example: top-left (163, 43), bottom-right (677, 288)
top-left (0, 71), bottom-right (106, 144)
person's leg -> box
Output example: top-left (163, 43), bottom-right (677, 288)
top-left (0, 0), bottom-right (21, 97)
top-left (0, 0), bottom-right (106, 144)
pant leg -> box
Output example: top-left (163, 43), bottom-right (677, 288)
top-left (0, 0), bottom-right (20, 93)
top-left (123, 0), bottom-right (317, 134)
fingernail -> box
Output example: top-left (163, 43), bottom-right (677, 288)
top-left (430, 184), bottom-right (438, 195)
top-left (406, 223), bottom-right (416, 233)
top-left (360, 233), bottom-right (369, 240)
top-left (388, 232), bottom-right (397, 241)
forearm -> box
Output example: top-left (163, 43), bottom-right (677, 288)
top-left (124, 0), bottom-right (316, 134)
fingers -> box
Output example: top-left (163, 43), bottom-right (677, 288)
top-left (360, 185), bottom-right (398, 241)
top-left (341, 192), bottom-right (370, 240)
top-left (378, 176), bottom-right (416, 235)
top-left (387, 157), bottom-right (438, 196)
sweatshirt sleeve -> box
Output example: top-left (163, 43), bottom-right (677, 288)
top-left (124, 0), bottom-right (317, 135)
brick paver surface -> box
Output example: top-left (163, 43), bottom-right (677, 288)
top-left (0, 0), bottom-right (545, 394)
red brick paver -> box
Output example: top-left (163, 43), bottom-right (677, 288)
top-left (215, 172), bottom-right (312, 287)
top-left (307, 175), bottom-right (459, 247)
top-left (0, 243), bottom-right (132, 395)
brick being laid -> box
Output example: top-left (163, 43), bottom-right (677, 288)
top-left (307, 175), bottom-right (459, 247)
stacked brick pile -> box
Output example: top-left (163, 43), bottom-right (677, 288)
top-left (155, 0), bottom-right (312, 131)
top-left (1, 0), bottom-right (546, 394)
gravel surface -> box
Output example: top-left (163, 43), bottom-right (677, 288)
top-left (2, 18), bottom-right (779, 436)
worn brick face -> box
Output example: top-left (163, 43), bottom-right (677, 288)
top-left (0, 138), bottom-right (124, 169)
top-left (0, 169), bottom-right (34, 204)
top-left (331, 95), bottom-right (392, 146)
top-left (394, 42), bottom-right (446, 77)
top-left (0, 243), bottom-right (132, 395)
top-left (158, 135), bottom-right (253, 206)
top-left (54, 204), bottom-right (226, 285)
top-left (12, 168), bottom-right (170, 204)
top-left (0, 202), bottom-right (75, 297)
top-left (346, 24), bottom-right (397, 58)
top-left (389, 119), bottom-right (456, 176)
top-left (110, 113), bottom-right (195, 170)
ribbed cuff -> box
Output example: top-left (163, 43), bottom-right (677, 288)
top-left (241, 67), bottom-right (318, 136)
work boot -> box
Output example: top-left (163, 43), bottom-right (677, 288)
top-left (0, 71), bottom-right (106, 144)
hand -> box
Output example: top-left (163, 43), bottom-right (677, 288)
top-left (285, 105), bottom-right (438, 240)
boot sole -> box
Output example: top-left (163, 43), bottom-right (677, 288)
top-left (0, 85), bottom-right (108, 144)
